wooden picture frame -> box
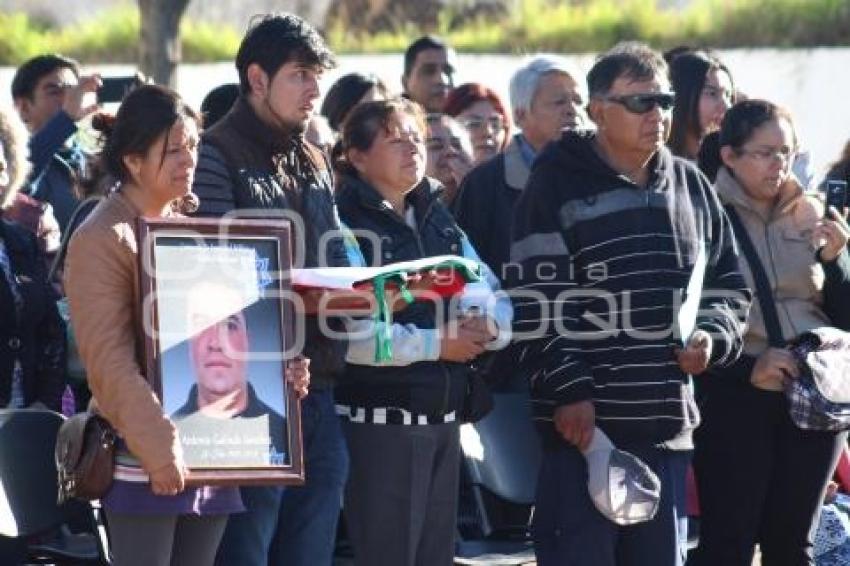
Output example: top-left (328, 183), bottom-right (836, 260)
top-left (137, 217), bottom-right (303, 486)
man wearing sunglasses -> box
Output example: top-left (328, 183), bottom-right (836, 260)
top-left (509, 42), bottom-right (750, 566)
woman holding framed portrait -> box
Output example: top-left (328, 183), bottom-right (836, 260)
top-left (63, 85), bottom-right (309, 566)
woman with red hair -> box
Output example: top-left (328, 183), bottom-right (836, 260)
top-left (444, 83), bottom-right (511, 165)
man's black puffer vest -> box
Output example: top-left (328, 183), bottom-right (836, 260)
top-left (203, 97), bottom-right (349, 270)
top-left (202, 98), bottom-right (349, 387)
top-left (335, 174), bottom-right (470, 417)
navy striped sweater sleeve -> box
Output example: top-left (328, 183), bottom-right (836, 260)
top-left (508, 159), bottom-right (596, 407)
top-left (691, 171), bottom-right (749, 368)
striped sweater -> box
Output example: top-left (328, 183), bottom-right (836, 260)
top-left (509, 130), bottom-right (751, 448)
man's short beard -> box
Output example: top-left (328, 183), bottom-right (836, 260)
top-left (263, 94), bottom-right (309, 137)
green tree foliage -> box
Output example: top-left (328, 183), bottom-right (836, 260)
top-left (0, 0), bottom-right (848, 66)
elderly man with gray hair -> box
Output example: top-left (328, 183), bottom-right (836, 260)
top-left (452, 54), bottom-right (585, 285)
top-left (450, 55), bottom-right (584, 392)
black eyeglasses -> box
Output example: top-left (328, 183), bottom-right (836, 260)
top-left (601, 92), bottom-right (676, 114)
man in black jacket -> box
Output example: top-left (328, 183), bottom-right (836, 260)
top-left (509, 42), bottom-right (750, 565)
top-left (452, 55), bottom-right (586, 390)
top-left (191, 14), bottom-right (348, 566)
top-left (453, 54), bottom-right (585, 285)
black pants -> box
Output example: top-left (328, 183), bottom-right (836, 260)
top-left (342, 420), bottom-right (460, 566)
top-left (106, 512), bottom-right (228, 566)
top-left (691, 382), bottom-right (846, 566)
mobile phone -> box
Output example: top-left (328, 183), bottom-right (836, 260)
top-left (825, 180), bottom-right (848, 218)
top-left (97, 75), bottom-right (143, 103)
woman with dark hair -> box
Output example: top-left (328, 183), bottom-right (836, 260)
top-left (443, 82), bottom-right (511, 165)
top-left (0, 106), bottom-right (65, 412)
top-left (692, 100), bottom-right (850, 566)
top-left (320, 72), bottom-right (389, 133)
top-left (696, 130), bottom-right (723, 183)
top-left (333, 97), bottom-right (511, 566)
top-left (667, 49), bottom-right (734, 160)
top-left (63, 85), bottom-right (309, 565)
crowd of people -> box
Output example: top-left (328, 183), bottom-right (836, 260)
top-left (2, 9), bottom-right (850, 566)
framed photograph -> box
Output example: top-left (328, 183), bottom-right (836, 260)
top-left (137, 217), bottom-right (302, 486)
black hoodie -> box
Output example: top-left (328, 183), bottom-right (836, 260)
top-left (508, 130), bottom-right (750, 448)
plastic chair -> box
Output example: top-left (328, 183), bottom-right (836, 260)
top-left (0, 409), bottom-right (110, 564)
top-left (454, 391), bottom-right (541, 565)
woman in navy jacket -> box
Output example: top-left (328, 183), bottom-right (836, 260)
top-left (334, 98), bottom-right (511, 566)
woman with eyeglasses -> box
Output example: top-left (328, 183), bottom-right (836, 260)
top-left (667, 49), bottom-right (734, 161)
top-left (691, 100), bottom-right (850, 566)
top-left (443, 83), bottom-right (511, 165)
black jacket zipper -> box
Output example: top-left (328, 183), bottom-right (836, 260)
top-left (363, 195), bottom-right (453, 415)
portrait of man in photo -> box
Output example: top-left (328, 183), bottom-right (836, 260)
top-left (169, 280), bottom-right (288, 467)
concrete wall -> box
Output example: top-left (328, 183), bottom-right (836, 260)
top-left (1, 48), bottom-right (845, 176)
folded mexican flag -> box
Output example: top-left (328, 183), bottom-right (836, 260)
top-left (292, 255), bottom-right (481, 362)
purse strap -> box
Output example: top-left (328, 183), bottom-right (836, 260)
top-left (725, 205), bottom-right (785, 347)
top-left (48, 196), bottom-right (102, 282)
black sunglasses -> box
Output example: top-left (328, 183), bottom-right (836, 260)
top-left (601, 92), bottom-right (676, 114)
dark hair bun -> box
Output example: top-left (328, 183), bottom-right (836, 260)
top-left (90, 112), bottom-right (117, 136)
top-left (175, 192), bottom-right (199, 215)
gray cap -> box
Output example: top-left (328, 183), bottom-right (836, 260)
top-left (582, 428), bottom-right (661, 525)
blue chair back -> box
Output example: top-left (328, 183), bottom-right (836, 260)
top-left (461, 392), bottom-right (541, 505)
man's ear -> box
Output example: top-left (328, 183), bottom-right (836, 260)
top-left (246, 63), bottom-right (270, 98)
top-left (587, 98), bottom-right (605, 130)
top-left (513, 108), bottom-right (526, 130)
top-left (13, 98), bottom-right (31, 126)
top-left (401, 73), bottom-right (409, 95)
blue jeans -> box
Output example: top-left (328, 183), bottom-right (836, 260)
top-left (532, 443), bottom-right (690, 566)
top-left (215, 388), bottom-right (349, 566)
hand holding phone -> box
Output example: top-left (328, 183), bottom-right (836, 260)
top-left (97, 74), bottom-right (145, 104)
top-left (816, 180), bottom-right (850, 261)
top-left (61, 74), bottom-right (101, 122)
